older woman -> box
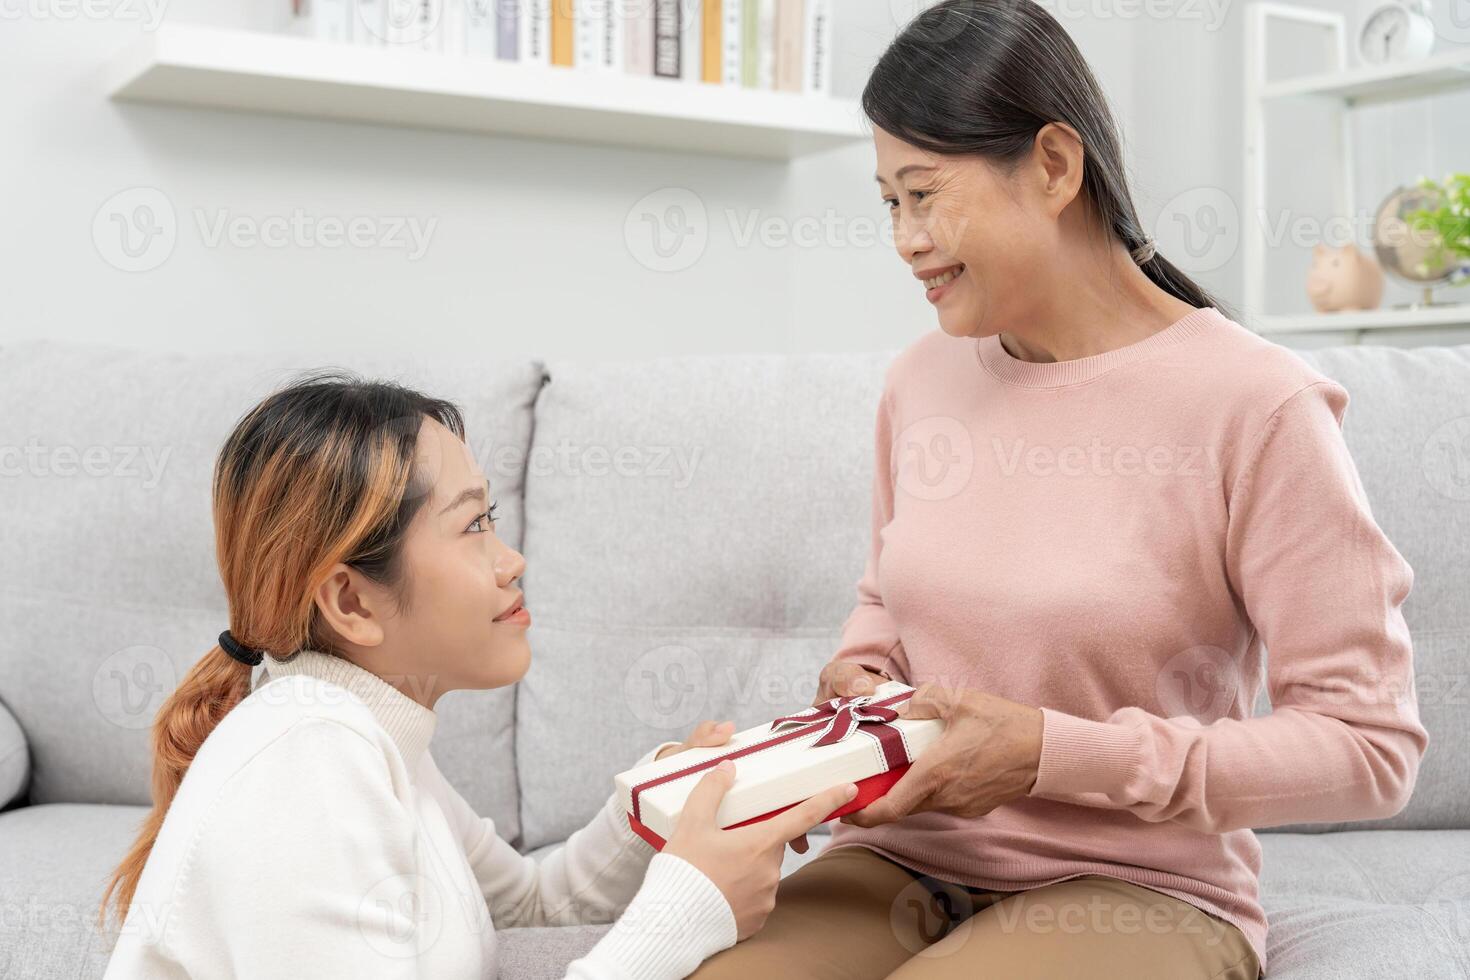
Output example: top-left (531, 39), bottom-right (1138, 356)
top-left (691, 2), bottom-right (1427, 978)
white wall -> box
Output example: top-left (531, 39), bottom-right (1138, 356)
top-left (3, 0), bottom-right (1466, 360)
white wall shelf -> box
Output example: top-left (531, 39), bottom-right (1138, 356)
top-left (1261, 48), bottom-right (1470, 105)
top-left (106, 25), bottom-right (870, 161)
top-left (1256, 304), bottom-right (1470, 335)
top-left (1243, 3), bottom-right (1470, 344)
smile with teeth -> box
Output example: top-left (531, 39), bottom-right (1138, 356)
top-left (925, 265), bottom-right (965, 289)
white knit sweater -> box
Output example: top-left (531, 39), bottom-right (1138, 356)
top-left (101, 648), bottom-right (737, 979)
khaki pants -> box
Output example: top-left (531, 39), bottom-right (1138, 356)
top-left (689, 845), bottom-right (1261, 980)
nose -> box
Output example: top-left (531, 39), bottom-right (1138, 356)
top-left (895, 209), bottom-right (932, 264)
top-left (494, 547), bottom-right (526, 586)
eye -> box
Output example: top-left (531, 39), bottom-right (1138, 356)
top-left (910, 189), bottom-right (931, 203)
top-left (467, 501), bottom-right (500, 533)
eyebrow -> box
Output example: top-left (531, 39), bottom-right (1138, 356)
top-left (874, 164), bottom-right (938, 185)
top-left (438, 480), bottom-right (488, 517)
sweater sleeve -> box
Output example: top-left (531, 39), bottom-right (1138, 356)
top-left (430, 742), bottom-right (736, 977)
top-left (1029, 381), bottom-right (1429, 833)
top-left (828, 386), bottom-right (912, 684)
top-left (166, 718), bottom-right (425, 978)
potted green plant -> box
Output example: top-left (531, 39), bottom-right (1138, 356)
top-left (1407, 173), bottom-right (1470, 287)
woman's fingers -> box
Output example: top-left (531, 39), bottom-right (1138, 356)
top-left (760, 781), bottom-right (859, 845)
top-left (686, 719), bottom-right (736, 747)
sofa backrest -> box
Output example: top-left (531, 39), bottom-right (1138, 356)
top-left (517, 341), bottom-right (1470, 846)
top-left (514, 353), bottom-right (892, 848)
top-left (0, 341), bottom-right (542, 841)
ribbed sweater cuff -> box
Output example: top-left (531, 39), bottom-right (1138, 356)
top-left (1031, 708), bottom-right (1142, 798)
top-left (576, 852), bottom-right (736, 978)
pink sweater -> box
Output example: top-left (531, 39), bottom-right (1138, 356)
top-left (823, 306), bottom-right (1428, 969)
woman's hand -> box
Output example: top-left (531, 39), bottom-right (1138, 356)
top-left (654, 719), bottom-right (735, 761)
top-left (814, 661), bottom-right (893, 703)
top-left (840, 683), bottom-right (1044, 827)
top-left (664, 761), bottom-right (858, 941)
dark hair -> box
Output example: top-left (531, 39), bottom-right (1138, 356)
top-left (863, 0), bottom-right (1232, 319)
top-left (99, 370), bottom-right (464, 931)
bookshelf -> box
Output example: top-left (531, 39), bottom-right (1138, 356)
top-left (106, 25), bottom-right (869, 161)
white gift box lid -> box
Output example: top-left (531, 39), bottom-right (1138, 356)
top-left (614, 681), bottom-right (944, 842)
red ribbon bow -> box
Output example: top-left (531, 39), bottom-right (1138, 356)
top-left (770, 694), bottom-right (903, 748)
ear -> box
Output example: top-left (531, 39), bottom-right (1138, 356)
top-left (312, 563), bottom-right (388, 649)
top-left (1028, 121), bottom-right (1086, 218)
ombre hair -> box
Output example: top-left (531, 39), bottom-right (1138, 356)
top-left (98, 370), bottom-right (464, 931)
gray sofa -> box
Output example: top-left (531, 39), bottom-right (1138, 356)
top-left (0, 337), bottom-right (1466, 979)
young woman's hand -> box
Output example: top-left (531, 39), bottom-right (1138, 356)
top-left (839, 683), bottom-right (1043, 827)
top-left (664, 761), bottom-right (858, 941)
top-left (654, 719), bottom-right (736, 761)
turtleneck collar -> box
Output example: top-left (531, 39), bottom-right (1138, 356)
top-left (261, 647), bottom-right (437, 769)
top-left (974, 305), bottom-right (1222, 389)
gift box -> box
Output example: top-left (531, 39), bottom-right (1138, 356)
top-left (615, 681), bottom-right (945, 850)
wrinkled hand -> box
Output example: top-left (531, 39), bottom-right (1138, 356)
top-left (814, 660), bottom-right (893, 703)
top-left (654, 719), bottom-right (735, 762)
top-left (665, 761), bottom-right (858, 941)
top-left (839, 683), bottom-right (1044, 828)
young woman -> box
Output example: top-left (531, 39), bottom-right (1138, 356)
top-left (691, 2), bottom-right (1428, 978)
top-left (97, 373), bottom-right (857, 979)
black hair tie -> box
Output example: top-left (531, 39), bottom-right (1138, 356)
top-left (218, 630), bottom-right (265, 667)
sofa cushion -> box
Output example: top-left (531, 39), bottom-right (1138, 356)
top-left (0, 341), bottom-right (542, 840)
top-left (515, 353), bottom-right (893, 847)
top-left (1258, 831), bottom-right (1470, 978)
top-left (0, 699), bottom-right (27, 810)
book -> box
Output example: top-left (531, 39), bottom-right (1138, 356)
top-left (496, 0), bottom-right (520, 59)
top-left (522, 0), bottom-right (551, 64)
top-left (803, 0), bottom-right (831, 95)
top-left (289, 0), bottom-right (352, 43)
top-left (680, 0), bottom-right (704, 81)
top-left (721, 0), bottom-right (742, 86)
top-left (550, 0), bottom-right (573, 65)
top-left (575, 0), bottom-right (622, 71)
top-left (654, 0), bottom-right (681, 77)
top-left (740, 0), bottom-right (758, 87)
top-left (626, 0), bottom-right (655, 76)
top-left (701, 0), bottom-right (721, 83)
top-left (774, 0), bottom-right (802, 92)
top-left (465, 0), bottom-right (498, 56)
top-left (754, 0), bottom-right (776, 88)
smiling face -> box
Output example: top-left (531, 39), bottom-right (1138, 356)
top-left (874, 125), bottom-right (1076, 340)
top-left (313, 415), bottom-right (532, 707)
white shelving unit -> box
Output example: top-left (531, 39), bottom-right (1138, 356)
top-left (106, 25), bottom-right (870, 161)
top-left (1243, 2), bottom-right (1470, 339)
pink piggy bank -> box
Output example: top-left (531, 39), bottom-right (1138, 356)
top-left (1306, 243), bottom-right (1384, 313)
